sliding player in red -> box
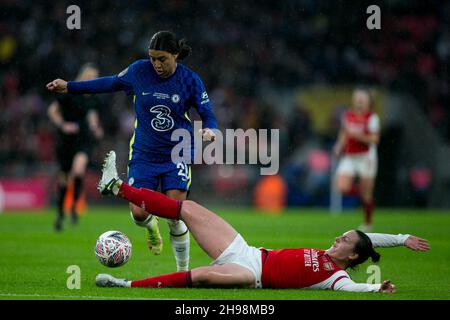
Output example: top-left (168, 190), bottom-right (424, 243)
top-left (95, 151), bottom-right (429, 293)
top-left (333, 87), bottom-right (380, 232)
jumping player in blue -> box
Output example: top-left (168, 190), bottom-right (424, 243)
top-left (47, 31), bottom-right (218, 272)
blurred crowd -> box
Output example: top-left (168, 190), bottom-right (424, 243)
top-left (0, 0), bottom-right (449, 204)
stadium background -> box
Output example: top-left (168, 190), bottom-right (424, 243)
top-left (1, 0), bottom-right (449, 211)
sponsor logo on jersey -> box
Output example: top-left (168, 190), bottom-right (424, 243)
top-left (152, 92), bottom-right (170, 99)
top-left (304, 249), bottom-right (312, 267)
top-left (305, 249), bottom-right (321, 272)
top-left (150, 105), bottom-right (174, 131)
top-left (311, 249), bottom-right (319, 272)
top-left (200, 91), bottom-right (210, 105)
top-left (172, 94), bottom-right (180, 103)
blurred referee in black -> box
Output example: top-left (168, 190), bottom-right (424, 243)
top-left (48, 63), bottom-right (104, 231)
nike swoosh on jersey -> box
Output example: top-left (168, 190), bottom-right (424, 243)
top-left (142, 92), bottom-right (151, 95)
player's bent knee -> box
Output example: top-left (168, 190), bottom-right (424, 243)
top-left (336, 179), bottom-right (352, 193)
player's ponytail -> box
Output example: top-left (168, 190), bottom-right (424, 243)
top-left (370, 250), bottom-right (381, 263)
top-left (177, 39), bottom-right (192, 60)
top-left (149, 31), bottom-right (191, 60)
top-left (348, 230), bottom-right (381, 269)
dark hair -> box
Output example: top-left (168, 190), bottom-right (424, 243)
top-left (348, 230), bottom-right (381, 269)
top-left (353, 85), bottom-right (375, 111)
top-left (148, 31), bottom-right (192, 60)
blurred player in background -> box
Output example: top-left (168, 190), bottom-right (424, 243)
top-left (47, 63), bottom-right (104, 231)
top-left (333, 87), bottom-right (380, 232)
top-left (47, 31), bottom-right (217, 271)
top-left (95, 151), bottom-right (429, 292)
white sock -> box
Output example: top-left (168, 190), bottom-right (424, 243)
top-left (167, 219), bottom-right (190, 271)
top-left (130, 211), bottom-right (155, 230)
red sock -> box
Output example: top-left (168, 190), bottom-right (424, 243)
top-left (131, 271), bottom-right (192, 288)
top-left (118, 183), bottom-right (182, 220)
top-left (362, 200), bottom-right (374, 225)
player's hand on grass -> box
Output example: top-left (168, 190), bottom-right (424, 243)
top-left (379, 280), bottom-right (396, 294)
top-left (46, 79), bottom-right (68, 93)
top-left (405, 235), bottom-right (430, 251)
top-left (199, 128), bottom-right (216, 142)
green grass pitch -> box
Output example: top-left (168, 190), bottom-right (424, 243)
top-left (0, 206), bottom-right (449, 300)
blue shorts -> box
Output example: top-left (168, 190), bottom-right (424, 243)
top-left (127, 161), bottom-right (191, 192)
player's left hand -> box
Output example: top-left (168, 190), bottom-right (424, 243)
top-left (199, 128), bottom-right (216, 142)
top-left (405, 235), bottom-right (430, 251)
top-left (379, 280), bottom-right (396, 294)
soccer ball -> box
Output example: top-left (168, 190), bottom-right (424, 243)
top-left (94, 231), bottom-right (132, 267)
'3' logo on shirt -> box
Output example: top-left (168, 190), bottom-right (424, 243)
top-left (150, 105), bottom-right (174, 131)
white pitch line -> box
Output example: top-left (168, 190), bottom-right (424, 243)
top-left (0, 293), bottom-right (180, 300)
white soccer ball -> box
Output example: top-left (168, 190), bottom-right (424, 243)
top-left (94, 231), bottom-right (132, 267)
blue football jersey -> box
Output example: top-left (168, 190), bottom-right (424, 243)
top-left (115, 60), bottom-right (217, 164)
top-left (67, 59), bottom-right (217, 164)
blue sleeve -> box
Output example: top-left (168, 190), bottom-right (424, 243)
top-left (191, 75), bottom-right (217, 129)
top-left (67, 65), bottom-right (134, 94)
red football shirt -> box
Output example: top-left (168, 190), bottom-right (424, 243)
top-left (342, 110), bottom-right (379, 154)
top-left (261, 248), bottom-right (344, 289)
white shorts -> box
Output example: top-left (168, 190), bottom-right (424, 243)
top-left (211, 234), bottom-right (263, 288)
top-left (336, 149), bottom-right (378, 178)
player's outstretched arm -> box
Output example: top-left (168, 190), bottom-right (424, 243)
top-left (333, 277), bottom-right (395, 293)
top-left (367, 233), bottom-right (430, 251)
top-left (47, 74), bottom-right (132, 95)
